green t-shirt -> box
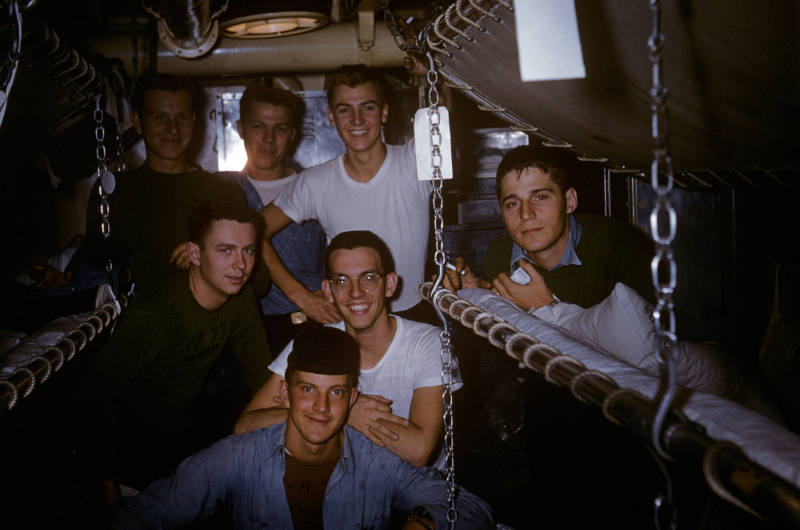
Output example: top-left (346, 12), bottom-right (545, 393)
top-left (482, 214), bottom-right (656, 308)
top-left (77, 273), bottom-right (270, 484)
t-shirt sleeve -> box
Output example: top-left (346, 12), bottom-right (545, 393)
top-left (272, 168), bottom-right (315, 224)
top-left (267, 340), bottom-right (292, 377)
top-left (411, 325), bottom-right (463, 392)
top-left (400, 138), bottom-right (433, 198)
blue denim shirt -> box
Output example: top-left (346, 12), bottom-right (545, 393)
top-left (110, 423), bottom-right (495, 529)
top-left (219, 170), bottom-right (326, 315)
top-left (510, 213), bottom-right (583, 272)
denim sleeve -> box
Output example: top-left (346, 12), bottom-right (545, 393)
top-left (107, 438), bottom-right (239, 529)
top-left (390, 458), bottom-right (495, 529)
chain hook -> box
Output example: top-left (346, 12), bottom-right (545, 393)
top-left (647, 0), bottom-right (678, 462)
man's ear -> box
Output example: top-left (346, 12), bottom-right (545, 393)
top-left (321, 279), bottom-right (335, 303)
top-left (279, 379), bottom-right (289, 403)
top-left (565, 187), bottom-right (578, 214)
top-left (348, 387), bottom-right (359, 408)
top-left (236, 119), bottom-right (245, 140)
top-left (384, 272), bottom-right (399, 297)
top-left (326, 106), bottom-right (335, 127)
top-left (380, 102), bottom-right (389, 125)
top-left (188, 242), bottom-right (201, 267)
top-left (131, 111), bottom-right (143, 135)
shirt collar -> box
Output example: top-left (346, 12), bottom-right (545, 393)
top-left (274, 421), bottom-right (354, 467)
top-left (510, 214), bottom-right (582, 272)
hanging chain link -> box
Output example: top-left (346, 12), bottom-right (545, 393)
top-left (424, 52), bottom-right (457, 528)
top-left (647, 0), bottom-right (679, 463)
top-left (94, 94), bottom-right (113, 271)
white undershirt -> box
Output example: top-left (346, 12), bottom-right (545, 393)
top-left (247, 173), bottom-right (298, 206)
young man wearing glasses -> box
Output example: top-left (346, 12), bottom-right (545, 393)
top-left (235, 230), bottom-right (461, 469)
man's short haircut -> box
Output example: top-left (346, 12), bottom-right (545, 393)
top-left (495, 145), bottom-right (578, 200)
top-left (286, 326), bottom-right (360, 387)
top-left (325, 230), bottom-right (395, 275)
top-left (132, 74), bottom-right (199, 116)
top-left (324, 64), bottom-right (389, 105)
top-left (188, 197), bottom-right (264, 247)
top-left (239, 84), bottom-right (304, 131)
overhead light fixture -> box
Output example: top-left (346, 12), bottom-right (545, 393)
top-left (220, 1), bottom-right (330, 39)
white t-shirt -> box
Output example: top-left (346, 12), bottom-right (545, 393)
top-left (247, 173), bottom-right (297, 207)
top-left (273, 141), bottom-right (431, 312)
top-left (268, 316), bottom-right (462, 420)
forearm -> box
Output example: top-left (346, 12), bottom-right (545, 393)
top-left (377, 420), bottom-right (439, 468)
top-left (233, 407), bottom-right (288, 435)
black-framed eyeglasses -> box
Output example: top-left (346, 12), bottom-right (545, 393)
top-left (328, 271), bottom-right (384, 293)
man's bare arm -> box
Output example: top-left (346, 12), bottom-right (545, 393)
top-left (260, 203), bottom-right (340, 323)
top-left (372, 386), bottom-right (444, 467)
top-left (233, 372), bottom-right (288, 435)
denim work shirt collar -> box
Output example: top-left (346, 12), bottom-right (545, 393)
top-left (510, 214), bottom-right (582, 272)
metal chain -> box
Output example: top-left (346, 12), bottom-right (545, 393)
top-left (424, 51), bottom-right (457, 528)
top-left (647, 0), bottom-right (679, 463)
top-left (94, 94), bottom-right (113, 271)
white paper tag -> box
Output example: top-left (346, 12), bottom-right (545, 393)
top-left (510, 267), bottom-right (531, 285)
top-left (414, 106), bottom-right (453, 181)
top-left (514, 0), bottom-right (586, 81)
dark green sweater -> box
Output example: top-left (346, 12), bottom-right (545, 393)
top-left (77, 273), bottom-right (270, 486)
top-left (482, 214), bottom-right (656, 308)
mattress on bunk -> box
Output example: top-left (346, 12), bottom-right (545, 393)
top-left (0, 283), bottom-right (120, 376)
top-left (0, 313), bottom-right (92, 374)
top-left (458, 287), bottom-right (800, 490)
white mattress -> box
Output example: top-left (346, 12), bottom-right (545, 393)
top-left (458, 288), bottom-right (800, 490)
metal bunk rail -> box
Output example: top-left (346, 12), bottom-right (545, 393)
top-left (421, 282), bottom-right (800, 528)
top-left (0, 295), bottom-right (127, 414)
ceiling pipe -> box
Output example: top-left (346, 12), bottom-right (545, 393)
top-left (141, 0), bottom-right (228, 59)
top-left (86, 21), bottom-right (406, 75)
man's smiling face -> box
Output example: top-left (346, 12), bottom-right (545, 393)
top-left (322, 246), bottom-right (397, 334)
top-left (326, 81), bottom-right (388, 156)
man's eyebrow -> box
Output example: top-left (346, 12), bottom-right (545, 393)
top-left (213, 242), bottom-right (250, 249)
top-left (334, 99), bottom-right (379, 108)
top-left (330, 269), bottom-right (380, 276)
top-left (501, 187), bottom-right (553, 203)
